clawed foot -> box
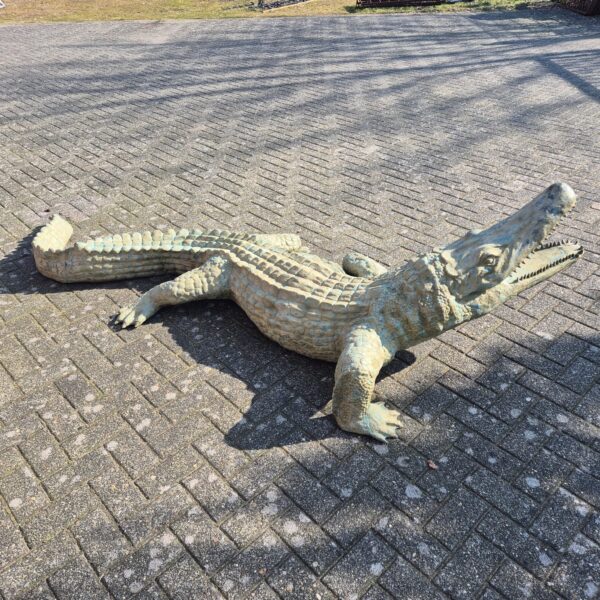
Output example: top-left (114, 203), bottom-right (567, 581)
top-left (338, 402), bottom-right (404, 443)
top-left (115, 296), bottom-right (158, 328)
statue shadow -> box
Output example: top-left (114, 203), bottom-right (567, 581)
top-left (140, 293), bottom-right (416, 451)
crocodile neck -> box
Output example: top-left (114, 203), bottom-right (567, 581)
top-left (370, 253), bottom-right (472, 349)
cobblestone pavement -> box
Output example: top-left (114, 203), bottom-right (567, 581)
top-left (1, 8), bottom-right (599, 600)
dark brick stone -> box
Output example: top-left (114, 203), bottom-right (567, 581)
top-left (547, 534), bottom-right (600, 600)
top-left (477, 509), bottom-right (558, 578)
top-left (278, 464), bottom-right (340, 524)
top-left (491, 560), bottom-right (561, 600)
top-left (372, 466), bottom-right (438, 522)
top-left (376, 508), bottom-right (448, 575)
top-left (268, 555), bottom-right (334, 600)
top-left (558, 358), bottom-right (599, 394)
top-left (435, 534), bottom-right (504, 600)
top-left (322, 532), bottom-right (395, 598)
top-left (380, 556), bottom-right (448, 600)
top-left (531, 488), bottom-right (593, 550)
top-left (465, 469), bottom-right (539, 526)
top-left (157, 553), bottom-right (222, 600)
top-left (426, 486), bottom-right (488, 550)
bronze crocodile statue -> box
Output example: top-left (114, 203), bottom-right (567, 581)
top-left (32, 183), bottom-right (582, 441)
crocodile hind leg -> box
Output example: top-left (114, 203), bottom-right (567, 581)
top-left (342, 253), bottom-right (387, 278)
top-left (291, 250), bottom-right (387, 278)
top-left (332, 326), bottom-right (402, 442)
top-left (116, 255), bottom-right (231, 328)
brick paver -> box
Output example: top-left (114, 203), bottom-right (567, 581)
top-left (1, 9), bottom-right (599, 599)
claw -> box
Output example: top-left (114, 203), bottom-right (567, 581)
top-left (116, 297), bottom-right (157, 329)
top-left (339, 402), bottom-right (404, 442)
top-left (116, 305), bottom-right (133, 324)
top-left (122, 311), bottom-right (136, 328)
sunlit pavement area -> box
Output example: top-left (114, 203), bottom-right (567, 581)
top-left (1, 10), bottom-right (599, 599)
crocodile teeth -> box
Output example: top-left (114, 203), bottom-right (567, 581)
top-left (513, 248), bottom-right (582, 282)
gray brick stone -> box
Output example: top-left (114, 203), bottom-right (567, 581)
top-left (104, 425), bottom-right (160, 479)
top-left (0, 464), bottom-right (50, 521)
top-left (323, 447), bottom-right (383, 500)
top-left (157, 553), bottom-right (223, 600)
top-left (514, 448), bottom-right (573, 503)
top-left (419, 447), bottom-right (478, 502)
top-left (183, 462), bottom-right (243, 522)
top-left (0, 511), bottom-right (29, 570)
top-left (0, 532), bottom-right (79, 600)
top-left (222, 485), bottom-right (291, 548)
top-left (548, 433), bottom-right (600, 472)
top-left (23, 485), bottom-right (99, 546)
top-left (48, 557), bottom-right (110, 600)
top-left (71, 507), bottom-right (131, 575)
top-left (172, 505), bottom-right (237, 573)
top-left (278, 463), bottom-right (340, 524)
top-left (102, 530), bottom-right (183, 599)
top-left (585, 512), bottom-right (600, 547)
top-left (558, 358), bottom-right (599, 394)
top-left (90, 464), bottom-right (147, 523)
top-left (324, 485), bottom-right (389, 548)
top-left (372, 465), bottom-right (438, 521)
top-left (246, 582), bottom-right (280, 600)
top-left (268, 555), bottom-right (334, 600)
top-left (564, 469), bottom-right (600, 509)
top-left (213, 530), bottom-right (289, 598)
top-left (274, 508), bottom-right (342, 575)
top-left (119, 486), bottom-right (194, 546)
top-left (456, 431), bottom-right (523, 479)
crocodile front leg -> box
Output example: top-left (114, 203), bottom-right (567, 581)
top-left (333, 326), bottom-right (402, 442)
top-left (116, 255), bottom-right (231, 328)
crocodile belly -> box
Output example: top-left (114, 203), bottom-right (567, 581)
top-left (230, 275), bottom-right (344, 362)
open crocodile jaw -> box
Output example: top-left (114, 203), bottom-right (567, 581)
top-left (507, 240), bottom-right (583, 291)
top-left (468, 183), bottom-right (582, 311)
top-left (503, 182), bottom-right (582, 292)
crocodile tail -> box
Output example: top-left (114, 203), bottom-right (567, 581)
top-left (32, 217), bottom-right (304, 284)
top-left (32, 215), bottom-right (180, 283)
top-left (32, 215), bottom-right (75, 282)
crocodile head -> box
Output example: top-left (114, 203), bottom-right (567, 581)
top-left (438, 183), bottom-right (582, 316)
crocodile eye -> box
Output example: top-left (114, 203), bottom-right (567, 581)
top-left (481, 256), bottom-right (497, 267)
